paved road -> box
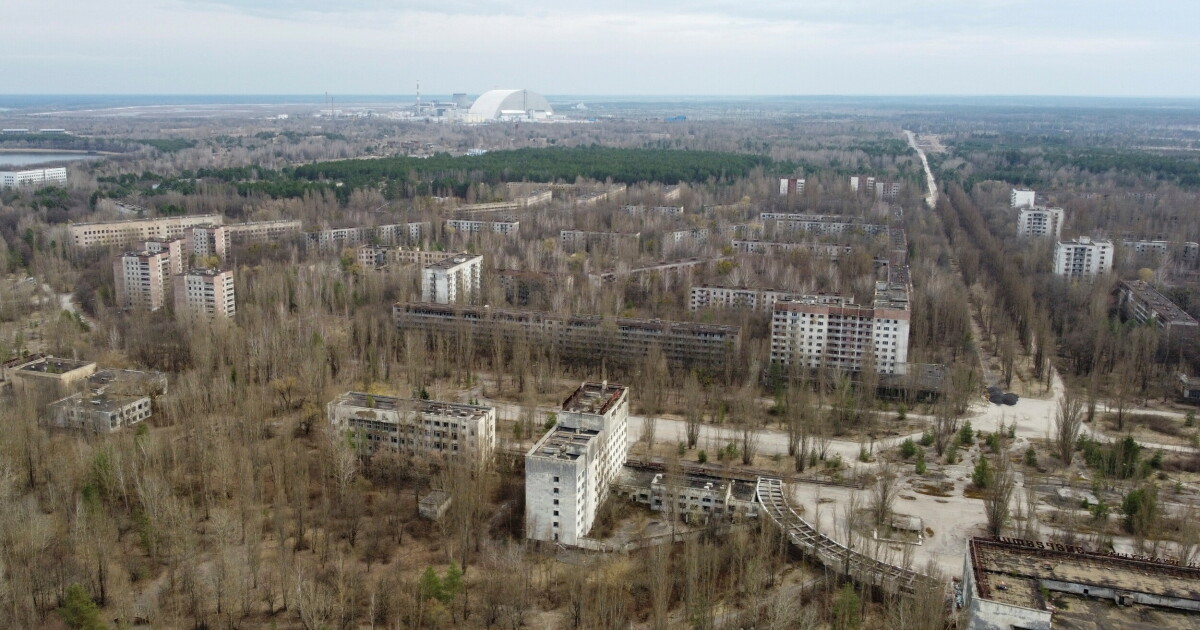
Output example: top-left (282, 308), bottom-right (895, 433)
top-left (905, 130), bottom-right (939, 209)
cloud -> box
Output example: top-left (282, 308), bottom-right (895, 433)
top-left (0, 0), bottom-right (1196, 95)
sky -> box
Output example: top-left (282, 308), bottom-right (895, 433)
top-left (3, 0), bottom-right (1198, 96)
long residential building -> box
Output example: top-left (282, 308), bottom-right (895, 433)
top-left (732, 240), bottom-right (856, 259)
top-left (560, 230), bottom-right (641, 251)
top-left (357, 245), bottom-right (457, 270)
top-left (174, 268), bottom-right (236, 318)
top-left (770, 279), bottom-right (911, 375)
top-left (445, 218), bottom-right (519, 235)
top-left (305, 222), bottom-right (428, 251)
top-left (1016, 206), bottom-right (1063, 238)
top-left (225, 219), bottom-right (302, 243)
top-left (71, 214), bottom-right (224, 248)
top-left (1116, 280), bottom-right (1198, 339)
top-left (421, 254), bottom-right (482, 304)
top-left (759, 213), bottom-right (889, 236)
top-left (1, 167), bottom-right (67, 188)
top-left (526, 382), bottom-right (630, 545)
top-left (327, 392), bottom-right (496, 463)
top-left (394, 303), bottom-right (740, 369)
top-left (1053, 237), bottom-right (1113, 278)
top-left (690, 285), bottom-right (797, 313)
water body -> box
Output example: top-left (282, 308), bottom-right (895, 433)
top-left (0, 152), bottom-right (103, 168)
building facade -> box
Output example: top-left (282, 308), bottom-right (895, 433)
top-left (394, 303), bottom-right (740, 369)
top-left (173, 268), bottom-right (236, 318)
top-left (1017, 206), bottom-right (1064, 238)
top-left (0, 167), bottom-right (67, 188)
top-left (759, 213), bottom-right (889, 236)
top-left (689, 285), bottom-right (797, 313)
top-left (47, 393), bottom-right (152, 433)
top-left (770, 281), bottom-right (911, 375)
top-left (225, 219), bottom-right (302, 243)
top-left (1116, 280), bottom-right (1198, 339)
top-left (526, 382), bottom-right (630, 545)
top-left (1053, 237), bottom-right (1113, 278)
top-left (137, 238), bottom-right (185, 275)
top-left (445, 219), bottom-right (519, 235)
top-left (71, 214), bottom-right (224, 248)
top-left (184, 224), bottom-right (230, 261)
top-left (114, 250), bottom-right (172, 311)
top-left (421, 254), bottom-right (482, 304)
top-left (327, 392), bottom-right (496, 463)
top-left (560, 230), bottom-right (641, 251)
top-left (778, 177), bottom-right (805, 196)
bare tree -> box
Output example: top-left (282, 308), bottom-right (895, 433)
top-left (932, 400), bottom-right (960, 457)
top-left (983, 453), bottom-right (1016, 537)
top-left (871, 462), bottom-right (901, 530)
top-left (684, 371), bottom-right (702, 449)
top-left (1055, 388), bottom-right (1085, 466)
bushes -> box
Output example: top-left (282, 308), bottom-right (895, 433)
top-left (900, 438), bottom-right (918, 459)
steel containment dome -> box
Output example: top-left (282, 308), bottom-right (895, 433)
top-left (467, 89), bottom-right (553, 120)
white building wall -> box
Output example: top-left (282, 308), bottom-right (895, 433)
top-left (1010, 188), bottom-right (1036, 209)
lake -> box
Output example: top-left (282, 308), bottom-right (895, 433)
top-left (0, 152), bottom-right (105, 168)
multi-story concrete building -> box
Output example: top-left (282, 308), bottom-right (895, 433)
top-left (327, 392), bottom-right (496, 463)
top-left (759, 213), bottom-right (889, 236)
top-left (356, 245), bottom-right (457, 271)
top-left (770, 280), bottom-right (911, 375)
top-left (184, 224), bottom-right (230, 261)
top-left (778, 177), bottom-right (805, 196)
top-left (526, 382), bottom-right (630, 545)
top-left (731, 240), bottom-right (856, 260)
top-left (421, 254), bottom-right (482, 304)
top-left (306, 222), bottom-right (429, 251)
top-left (1053, 237), bottom-right (1113, 278)
top-left (1010, 188), bottom-right (1036, 208)
top-left (47, 392), bottom-right (152, 433)
top-left (1, 355), bottom-right (97, 392)
top-left (663, 228), bottom-right (709, 253)
top-left (173, 268), bottom-right (236, 318)
top-left (874, 181), bottom-right (901, 201)
top-left (962, 537), bottom-right (1200, 630)
top-left (1117, 280), bottom-right (1198, 339)
top-left (615, 471), bottom-right (758, 523)
top-left (394, 303), bottom-right (740, 369)
top-left (1017, 206), bottom-right (1064, 238)
top-left (445, 218), bottom-right (520, 235)
top-left (623, 205), bottom-right (685, 217)
top-left (71, 214), bottom-right (224, 248)
top-left (689, 285), bottom-right (797, 313)
top-left (0, 167), bottom-right (67, 188)
top-left (225, 219), bottom-right (302, 243)
top-left (560, 230), bottom-right (641, 251)
top-left (849, 176), bottom-right (875, 195)
top-left (137, 238), bottom-right (185, 275)
top-left (1120, 239), bottom-right (1200, 268)
top-left (114, 249), bottom-right (173, 311)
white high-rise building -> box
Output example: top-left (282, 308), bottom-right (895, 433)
top-left (174, 268), bottom-right (236, 317)
top-left (769, 283), bottom-right (911, 375)
top-left (1010, 188), bottom-right (1036, 208)
top-left (779, 177), bottom-right (805, 196)
top-left (114, 250), bottom-right (173, 311)
top-left (185, 225), bottom-right (230, 261)
top-left (421, 254), bottom-right (482, 304)
top-left (1053, 237), bottom-right (1113, 278)
top-left (1017, 206), bottom-right (1064, 238)
top-left (525, 382), bottom-right (630, 546)
top-left (137, 238), bottom-right (185, 275)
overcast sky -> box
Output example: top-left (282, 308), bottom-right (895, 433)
top-left (4, 0), bottom-right (1198, 96)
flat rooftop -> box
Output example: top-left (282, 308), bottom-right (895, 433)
top-left (427, 253), bottom-right (480, 270)
top-left (16, 356), bottom-right (95, 374)
top-left (53, 392), bottom-right (146, 413)
top-left (1121, 280), bottom-right (1198, 325)
top-left (562, 382), bottom-right (627, 415)
top-left (971, 538), bottom-right (1200, 611)
top-left (332, 392), bottom-right (491, 420)
top-left (529, 426), bottom-right (601, 461)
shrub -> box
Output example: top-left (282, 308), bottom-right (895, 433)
top-left (698, 450), bottom-right (708, 464)
top-left (919, 431), bottom-right (935, 447)
top-left (900, 437), bottom-right (918, 459)
top-left (58, 584), bottom-right (104, 630)
top-left (972, 457), bottom-right (992, 489)
top-left (1024, 448), bottom-right (1037, 467)
top-left (959, 421), bottom-right (974, 446)
top-left (915, 451), bottom-right (927, 475)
